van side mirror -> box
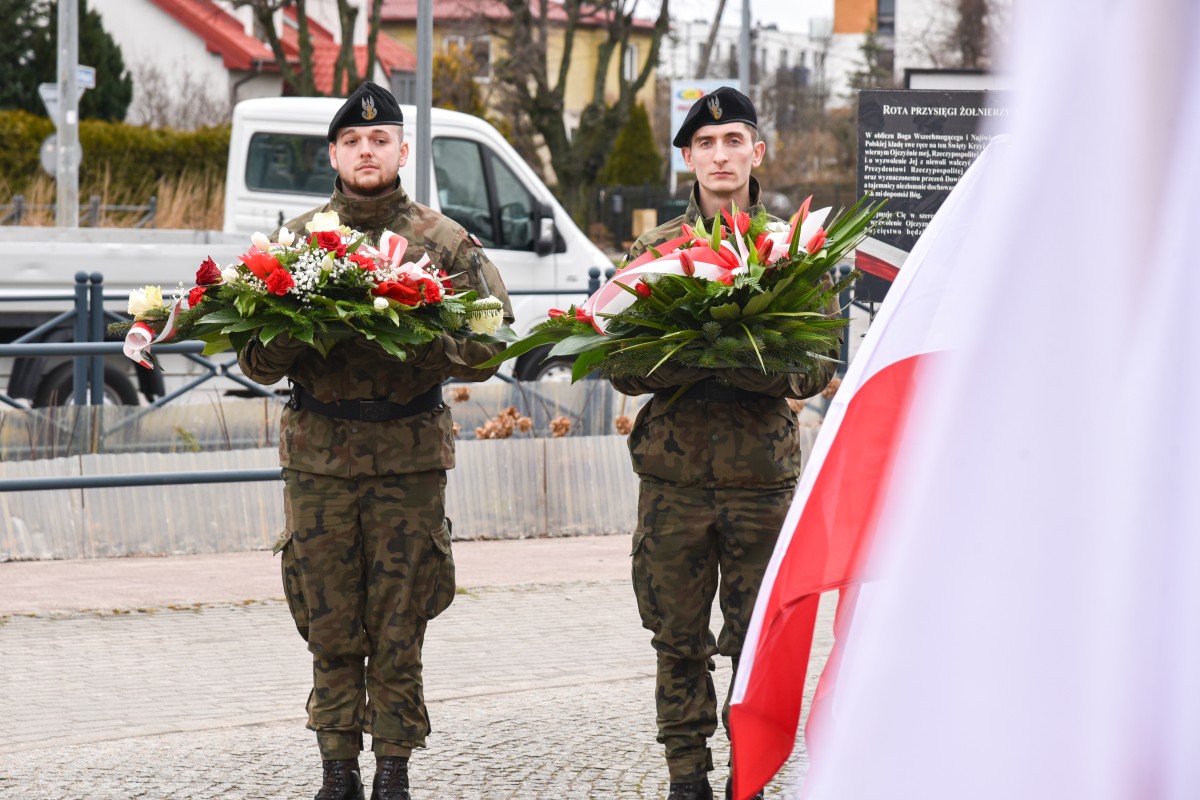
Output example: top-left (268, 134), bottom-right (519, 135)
top-left (535, 201), bottom-right (556, 257)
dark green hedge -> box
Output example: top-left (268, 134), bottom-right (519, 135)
top-left (0, 110), bottom-right (229, 195)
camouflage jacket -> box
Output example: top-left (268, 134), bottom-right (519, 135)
top-left (238, 180), bottom-right (513, 478)
top-left (613, 178), bottom-right (837, 490)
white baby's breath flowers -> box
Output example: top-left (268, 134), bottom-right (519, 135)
top-left (305, 211), bottom-right (341, 233)
top-left (127, 285), bottom-right (164, 319)
top-left (250, 231), bottom-right (272, 251)
top-left (467, 296), bottom-right (505, 335)
top-left (373, 297), bottom-right (389, 311)
top-left (276, 226), bottom-right (295, 247)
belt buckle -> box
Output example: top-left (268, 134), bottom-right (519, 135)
top-left (359, 400), bottom-right (386, 421)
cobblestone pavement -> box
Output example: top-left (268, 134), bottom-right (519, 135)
top-left (0, 544), bottom-right (831, 799)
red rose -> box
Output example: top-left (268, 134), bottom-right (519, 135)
top-left (678, 249), bottom-right (696, 277)
top-left (195, 256), bottom-right (221, 286)
top-left (349, 252), bottom-right (377, 272)
top-left (372, 280), bottom-right (422, 306)
top-left (805, 227), bottom-right (828, 255)
top-left (265, 269), bottom-right (294, 296)
top-left (187, 286), bottom-right (207, 307)
top-left (240, 248), bottom-right (282, 281)
top-left (635, 280), bottom-right (653, 298)
top-left (312, 231), bottom-right (347, 258)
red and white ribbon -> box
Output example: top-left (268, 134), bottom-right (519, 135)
top-left (122, 296), bottom-right (188, 368)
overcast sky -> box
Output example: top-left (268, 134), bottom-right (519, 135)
top-left (636, 0), bottom-right (834, 35)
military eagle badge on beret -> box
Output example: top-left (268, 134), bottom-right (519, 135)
top-left (361, 96), bottom-right (378, 121)
top-left (706, 94), bottom-right (723, 120)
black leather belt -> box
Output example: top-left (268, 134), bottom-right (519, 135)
top-left (656, 381), bottom-right (764, 404)
top-left (289, 385), bottom-right (443, 421)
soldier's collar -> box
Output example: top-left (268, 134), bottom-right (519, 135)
top-left (686, 176), bottom-right (765, 226)
top-left (330, 178), bottom-right (411, 230)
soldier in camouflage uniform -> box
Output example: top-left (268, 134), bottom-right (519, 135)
top-left (612, 87), bottom-right (837, 800)
top-left (237, 82), bottom-right (511, 800)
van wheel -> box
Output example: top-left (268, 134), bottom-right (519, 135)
top-left (34, 363), bottom-right (141, 407)
top-left (515, 346), bottom-right (575, 383)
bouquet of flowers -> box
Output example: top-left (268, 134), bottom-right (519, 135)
top-left (114, 211), bottom-right (507, 368)
top-left (480, 194), bottom-right (884, 382)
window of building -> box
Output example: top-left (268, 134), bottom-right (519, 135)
top-left (442, 34), bottom-right (492, 81)
top-left (877, 0), bottom-right (896, 36)
top-left (623, 43), bottom-right (639, 82)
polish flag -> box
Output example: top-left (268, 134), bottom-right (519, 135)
top-left (726, 137), bottom-right (1011, 800)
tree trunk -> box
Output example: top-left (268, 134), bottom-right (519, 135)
top-left (696, 0), bottom-right (728, 79)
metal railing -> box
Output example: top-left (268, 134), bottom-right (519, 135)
top-left (0, 195), bottom-right (157, 227)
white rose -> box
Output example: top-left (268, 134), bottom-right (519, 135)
top-left (305, 211), bottom-right (342, 233)
top-left (220, 266), bottom-right (240, 283)
top-left (276, 227), bottom-right (295, 247)
top-left (373, 297), bottom-right (389, 311)
top-left (127, 285), bottom-right (164, 319)
top-left (250, 231), bottom-right (272, 251)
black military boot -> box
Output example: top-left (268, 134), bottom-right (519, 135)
top-left (371, 756), bottom-right (411, 800)
top-left (725, 776), bottom-right (764, 800)
top-left (315, 759), bottom-right (364, 800)
top-left (668, 778), bottom-right (714, 800)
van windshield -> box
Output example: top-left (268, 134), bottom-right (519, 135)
top-left (246, 132), bottom-right (337, 196)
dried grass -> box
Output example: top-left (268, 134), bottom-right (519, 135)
top-left (1, 171), bottom-right (224, 230)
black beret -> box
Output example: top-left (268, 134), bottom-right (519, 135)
top-left (327, 81), bottom-right (404, 142)
top-left (672, 86), bottom-right (758, 148)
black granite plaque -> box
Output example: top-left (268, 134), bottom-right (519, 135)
top-left (855, 89), bottom-right (1012, 302)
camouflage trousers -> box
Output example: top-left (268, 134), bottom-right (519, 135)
top-left (277, 468), bottom-right (456, 761)
top-left (631, 478), bottom-right (794, 782)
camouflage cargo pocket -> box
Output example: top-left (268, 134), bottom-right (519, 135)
top-left (417, 519), bottom-right (456, 620)
top-left (275, 530), bottom-right (310, 641)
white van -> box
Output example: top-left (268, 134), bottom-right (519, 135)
top-left (224, 97), bottom-right (611, 381)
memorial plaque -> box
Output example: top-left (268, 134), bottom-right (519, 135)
top-left (856, 89), bottom-right (1012, 301)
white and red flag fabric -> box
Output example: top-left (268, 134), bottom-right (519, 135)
top-left (725, 131), bottom-right (1008, 800)
top-left (732, 0), bottom-right (1200, 797)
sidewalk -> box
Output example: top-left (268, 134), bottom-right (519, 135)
top-left (0, 536), bottom-right (829, 799)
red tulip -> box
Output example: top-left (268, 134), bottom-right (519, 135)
top-left (681, 223), bottom-right (695, 238)
top-left (635, 280), bottom-right (653, 298)
top-left (735, 211), bottom-right (751, 236)
top-left (575, 307), bottom-right (593, 324)
top-left (678, 249), bottom-right (696, 277)
top-left (717, 273), bottom-right (735, 285)
top-left (805, 227), bottom-right (827, 255)
top-left (757, 238), bottom-right (774, 263)
top-left (548, 308), bottom-right (566, 319)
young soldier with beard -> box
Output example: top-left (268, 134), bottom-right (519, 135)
top-left (238, 82), bottom-right (512, 800)
top-left (612, 87), bottom-right (838, 800)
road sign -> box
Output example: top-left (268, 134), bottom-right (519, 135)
top-left (40, 133), bottom-right (83, 178)
top-left (37, 82), bottom-right (88, 126)
top-left (77, 64), bottom-right (96, 89)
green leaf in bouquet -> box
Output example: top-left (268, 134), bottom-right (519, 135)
top-left (228, 329), bottom-right (254, 354)
top-left (258, 319), bottom-right (291, 346)
top-left (291, 325), bottom-right (316, 345)
top-left (548, 331), bottom-right (608, 357)
top-left (475, 327), bottom-right (567, 368)
top-left (233, 293), bottom-right (258, 319)
top-left (570, 348), bottom-right (608, 382)
top-left (369, 335), bottom-right (410, 361)
top-left (648, 339), bottom-right (692, 376)
top-left (738, 323), bottom-right (767, 371)
top-left (201, 335), bottom-right (233, 356)
top-left (312, 337), bottom-right (338, 359)
top-left (599, 311), bottom-right (675, 332)
top-left (199, 307), bottom-right (245, 326)
top-left (710, 302), bottom-right (742, 320)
